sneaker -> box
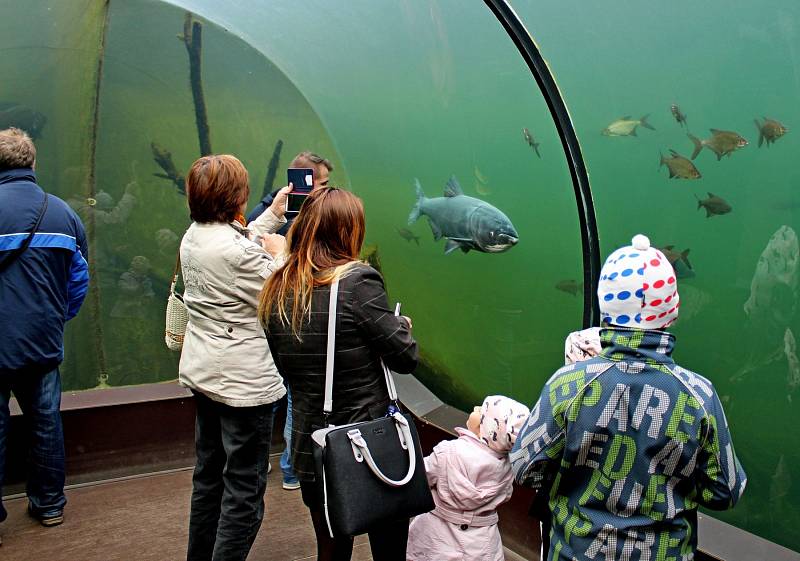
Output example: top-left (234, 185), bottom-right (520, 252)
top-left (28, 506), bottom-right (64, 527)
top-left (282, 480), bottom-right (301, 490)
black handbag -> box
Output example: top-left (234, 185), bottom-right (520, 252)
top-left (311, 277), bottom-right (434, 537)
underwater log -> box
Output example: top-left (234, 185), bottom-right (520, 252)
top-left (262, 139), bottom-right (284, 198)
top-left (151, 142), bottom-right (186, 195)
top-left (182, 13), bottom-right (212, 156)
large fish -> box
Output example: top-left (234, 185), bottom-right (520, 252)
top-left (696, 192), bottom-right (732, 217)
top-left (743, 225), bottom-right (798, 320)
top-left (602, 115), bottom-right (655, 137)
top-left (754, 117), bottom-right (788, 147)
top-left (408, 176), bottom-right (519, 255)
top-left (660, 150), bottom-right (701, 179)
top-left (0, 102), bottom-right (47, 140)
top-left (688, 129), bottom-right (748, 160)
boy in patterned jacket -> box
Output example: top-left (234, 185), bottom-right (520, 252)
top-left (510, 234), bottom-right (746, 561)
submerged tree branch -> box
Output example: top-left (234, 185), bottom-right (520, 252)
top-left (262, 139), bottom-right (284, 198)
top-left (150, 142), bottom-right (186, 195)
top-left (182, 12), bottom-right (212, 156)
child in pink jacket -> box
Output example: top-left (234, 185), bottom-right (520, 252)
top-left (407, 395), bottom-right (529, 561)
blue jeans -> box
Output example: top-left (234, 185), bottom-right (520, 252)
top-left (280, 389), bottom-right (298, 484)
top-left (0, 367), bottom-right (66, 523)
top-left (187, 391), bottom-right (275, 561)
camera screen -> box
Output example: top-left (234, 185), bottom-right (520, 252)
top-left (287, 192), bottom-right (308, 213)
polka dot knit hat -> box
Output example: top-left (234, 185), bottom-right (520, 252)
top-left (598, 234), bottom-right (680, 330)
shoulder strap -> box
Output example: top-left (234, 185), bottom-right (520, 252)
top-left (322, 275), bottom-right (400, 418)
top-left (0, 192), bottom-right (48, 273)
top-left (322, 277), bottom-right (340, 416)
top-left (170, 251), bottom-right (182, 293)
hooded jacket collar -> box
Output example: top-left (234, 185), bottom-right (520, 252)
top-left (599, 326), bottom-right (676, 367)
top-left (0, 167), bottom-right (36, 185)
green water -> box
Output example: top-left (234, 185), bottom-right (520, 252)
top-left (0, 0), bottom-right (797, 551)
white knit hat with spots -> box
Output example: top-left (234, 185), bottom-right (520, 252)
top-left (478, 395), bottom-right (530, 454)
top-left (598, 234), bottom-right (680, 330)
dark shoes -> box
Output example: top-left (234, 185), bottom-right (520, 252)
top-left (27, 506), bottom-right (64, 527)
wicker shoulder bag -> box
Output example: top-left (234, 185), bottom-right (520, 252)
top-left (165, 253), bottom-right (188, 351)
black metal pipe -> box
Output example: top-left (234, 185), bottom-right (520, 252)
top-left (482, 0), bottom-right (601, 327)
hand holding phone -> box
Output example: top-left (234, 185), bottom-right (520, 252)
top-left (286, 168), bottom-right (314, 215)
top-left (267, 185), bottom-right (292, 219)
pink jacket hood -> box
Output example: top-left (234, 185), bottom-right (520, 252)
top-left (425, 428), bottom-right (514, 514)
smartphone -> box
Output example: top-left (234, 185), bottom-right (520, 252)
top-left (286, 168), bottom-right (314, 214)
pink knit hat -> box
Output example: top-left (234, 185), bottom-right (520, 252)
top-left (598, 234), bottom-right (680, 330)
top-left (478, 395), bottom-right (530, 454)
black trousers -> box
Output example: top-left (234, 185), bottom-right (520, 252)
top-left (300, 481), bottom-right (409, 561)
top-left (187, 391), bottom-right (275, 561)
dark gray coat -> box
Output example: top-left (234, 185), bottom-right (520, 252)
top-left (265, 262), bottom-right (418, 481)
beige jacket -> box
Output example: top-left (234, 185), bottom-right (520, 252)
top-left (178, 209), bottom-right (287, 407)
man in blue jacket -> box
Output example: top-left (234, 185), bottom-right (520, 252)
top-left (0, 128), bottom-right (89, 531)
top-left (511, 234), bottom-right (746, 561)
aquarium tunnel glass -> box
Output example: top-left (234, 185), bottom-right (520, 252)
top-left (0, 0), bottom-right (797, 552)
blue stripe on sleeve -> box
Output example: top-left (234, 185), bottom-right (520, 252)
top-left (0, 232), bottom-right (78, 252)
top-left (66, 248), bottom-right (90, 320)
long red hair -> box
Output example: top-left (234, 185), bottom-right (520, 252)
top-left (259, 187), bottom-right (365, 338)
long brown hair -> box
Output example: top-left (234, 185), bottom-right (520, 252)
top-left (258, 187), bottom-right (365, 338)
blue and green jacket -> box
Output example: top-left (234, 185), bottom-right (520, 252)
top-left (0, 168), bottom-right (89, 374)
top-left (511, 327), bottom-right (746, 561)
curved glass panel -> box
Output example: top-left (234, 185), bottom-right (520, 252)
top-left (2, 0), bottom-right (587, 410)
top-left (1, 0), bottom-right (345, 390)
top-left (511, 0), bottom-right (800, 550)
top-left (166, 0), bottom-right (586, 409)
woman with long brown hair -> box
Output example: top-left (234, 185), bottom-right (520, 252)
top-left (259, 187), bottom-right (418, 561)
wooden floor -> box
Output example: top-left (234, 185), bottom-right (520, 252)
top-left (0, 460), bottom-right (373, 561)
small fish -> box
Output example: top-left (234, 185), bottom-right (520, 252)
top-left (658, 245), bottom-right (695, 279)
top-left (409, 176), bottom-right (519, 255)
top-left (396, 227), bottom-right (420, 246)
top-left (754, 117), bottom-right (788, 148)
top-left (696, 192), bottom-right (732, 218)
top-left (660, 150), bottom-right (701, 179)
top-left (688, 129), bottom-right (748, 160)
top-left (602, 115), bottom-right (655, 137)
top-left (670, 104), bottom-right (688, 128)
top-left (0, 103), bottom-right (47, 140)
top-left (555, 279), bottom-right (582, 296)
top-left (522, 127), bottom-right (541, 158)
top-left (474, 165), bottom-right (491, 196)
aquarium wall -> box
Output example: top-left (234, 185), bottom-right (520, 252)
top-left (0, 0), bottom-right (797, 552)
top-left (508, 0), bottom-right (800, 549)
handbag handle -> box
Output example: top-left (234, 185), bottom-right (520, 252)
top-left (345, 413), bottom-right (417, 487)
top-left (170, 251), bottom-right (182, 293)
top-left (322, 276), bottom-right (400, 416)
